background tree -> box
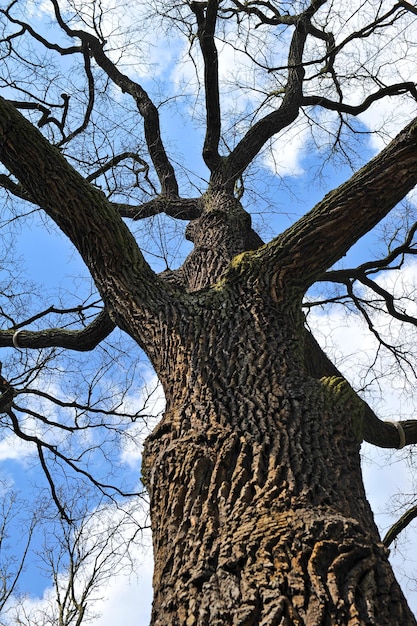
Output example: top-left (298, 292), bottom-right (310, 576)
top-left (2, 0), bottom-right (417, 624)
top-left (0, 485), bottom-right (36, 617)
top-left (0, 488), bottom-right (144, 626)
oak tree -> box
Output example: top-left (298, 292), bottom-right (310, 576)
top-left (2, 1), bottom-right (417, 623)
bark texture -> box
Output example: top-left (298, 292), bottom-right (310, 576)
top-left (143, 267), bottom-right (415, 625)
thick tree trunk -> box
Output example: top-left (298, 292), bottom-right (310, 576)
top-left (143, 286), bottom-right (416, 625)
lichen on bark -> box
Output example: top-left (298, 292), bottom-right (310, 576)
top-left (320, 376), bottom-right (366, 443)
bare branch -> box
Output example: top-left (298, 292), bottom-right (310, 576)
top-left (383, 503), bottom-right (417, 547)
top-left (50, 0), bottom-right (179, 197)
top-left (221, 6), bottom-right (310, 186)
top-left (399, 0), bottom-right (417, 15)
top-left (220, 0), bottom-right (298, 26)
top-left (115, 196), bottom-right (202, 221)
top-left (304, 329), bottom-right (417, 449)
top-left (7, 97), bottom-right (69, 137)
top-left (190, 1), bottom-right (222, 171)
top-left (0, 4), bottom-right (82, 55)
top-left (0, 492), bottom-right (37, 612)
top-left (329, 221), bottom-right (417, 277)
top-left (86, 152), bottom-right (150, 185)
top-left (238, 115), bottom-right (417, 293)
top-left (0, 173), bottom-right (32, 201)
top-left (36, 440), bottom-right (73, 524)
top-left (0, 95), bottom-right (174, 349)
top-left (57, 47), bottom-right (95, 147)
top-left (302, 83), bottom-right (417, 117)
top-left (0, 308), bottom-right (115, 352)
top-left (5, 406), bottom-right (141, 522)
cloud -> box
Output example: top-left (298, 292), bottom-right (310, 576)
top-left (118, 376), bottom-right (165, 469)
top-left (359, 97), bottom-right (417, 153)
top-left (0, 434), bottom-right (34, 462)
top-left (93, 540), bottom-right (153, 626)
top-left (262, 121), bottom-right (310, 177)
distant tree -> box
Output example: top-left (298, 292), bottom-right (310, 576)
top-left (0, 491), bottom-right (143, 626)
top-left (1, 1), bottom-right (417, 623)
top-left (0, 486), bottom-right (36, 617)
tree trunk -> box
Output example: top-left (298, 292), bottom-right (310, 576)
top-left (1, 97), bottom-right (417, 624)
top-left (143, 282), bottom-right (416, 625)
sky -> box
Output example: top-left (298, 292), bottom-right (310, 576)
top-left (1, 1), bottom-right (417, 624)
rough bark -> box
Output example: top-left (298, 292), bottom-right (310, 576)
top-left (143, 279), bottom-right (415, 625)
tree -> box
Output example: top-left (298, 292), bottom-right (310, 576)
top-left (0, 487), bottom-right (144, 626)
top-left (1, 0), bottom-right (417, 623)
top-left (0, 485), bottom-right (36, 617)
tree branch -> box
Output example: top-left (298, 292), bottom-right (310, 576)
top-left (57, 46), bottom-right (95, 147)
top-left (0, 152), bottom-right (199, 224)
top-left (114, 196), bottom-right (202, 221)
top-left (50, 0), bottom-right (179, 197)
top-left (0, 95), bottom-right (174, 337)
top-left (0, 3), bottom-right (82, 55)
top-left (221, 1), bottom-right (298, 26)
top-left (323, 219), bottom-right (417, 280)
top-left (86, 151), bottom-right (151, 185)
top-left (302, 83), bottom-right (417, 116)
top-left (221, 8), bottom-right (309, 186)
top-left (383, 504), bottom-right (417, 547)
top-left (0, 172), bottom-right (32, 201)
top-left (7, 97), bottom-right (69, 137)
top-left (5, 406), bottom-right (141, 523)
top-left (304, 329), bottom-right (417, 449)
top-left (238, 114), bottom-right (417, 294)
top-left (191, 1), bottom-right (222, 171)
top-left (0, 308), bottom-right (115, 352)
top-left (399, 0), bottom-right (417, 16)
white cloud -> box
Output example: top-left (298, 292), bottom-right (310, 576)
top-left (0, 434), bottom-right (34, 462)
top-left (93, 540), bottom-right (153, 626)
top-left (360, 99), bottom-right (417, 153)
top-left (23, 0), bottom-right (55, 19)
top-left (262, 121), bottom-right (309, 177)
